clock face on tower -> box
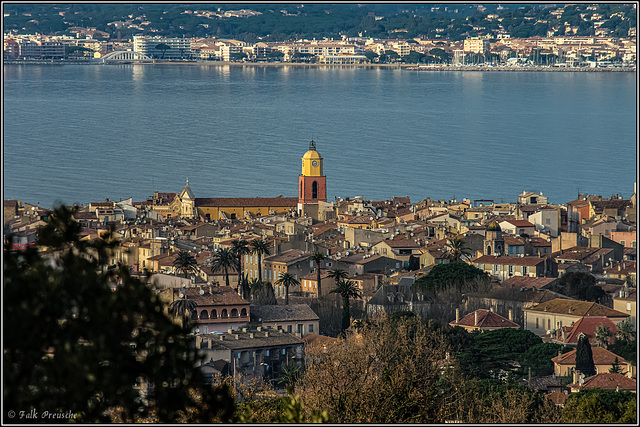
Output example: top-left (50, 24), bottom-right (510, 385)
top-left (312, 160), bottom-right (318, 166)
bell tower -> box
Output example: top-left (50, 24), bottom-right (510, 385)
top-left (298, 140), bottom-right (327, 207)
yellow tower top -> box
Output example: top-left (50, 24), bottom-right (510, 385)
top-left (301, 140), bottom-right (323, 177)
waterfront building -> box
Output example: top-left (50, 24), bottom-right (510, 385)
top-left (463, 37), bottom-right (490, 54)
top-left (133, 35), bottom-right (191, 59)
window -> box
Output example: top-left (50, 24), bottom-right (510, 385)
top-left (627, 303), bottom-right (632, 311)
top-left (297, 324), bottom-right (303, 334)
top-left (309, 324), bottom-right (314, 333)
top-left (287, 325), bottom-right (292, 333)
top-left (536, 318), bottom-right (539, 329)
top-left (312, 181), bottom-right (318, 199)
top-left (620, 240), bottom-right (626, 246)
top-left (545, 218), bottom-right (551, 224)
top-left (547, 319), bottom-right (551, 330)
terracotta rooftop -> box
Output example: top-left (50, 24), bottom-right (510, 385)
top-left (528, 237), bottom-right (552, 247)
top-left (170, 286), bottom-right (249, 307)
top-left (503, 235), bottom-right (526, 246)
top-left (568, 372), bottom-right (636, 391)
top-left (552, 346), bottom-right (629, 366)
top-left (561, 316), bottom-right (619, 345)
top-left (546, 391), bottom-right (568, 406)
top-left (525, 298), bottom-right (629, 318)
top-left (339, 253), bottom-right (384, 264)
top-left (250, 304), bottom-right (319, 322)
top-left (473, 255), bottom-right (546, 266)
top-left (500, 276), bottom-right (557, 290)
top-left (202, 329), bottom-right (303, 351)
top-left (449, 309), bottom-right (520, 329)
top-left (300, 270), bottom-right (332, 281)
top-left (195, 197), bottom-right (297, 208)
top-left (263, 249), bottom-right (310, 264)
top-left (502, 220), bottom-right (535, 227)
top-left (382, 238), bottom-right (421, 248)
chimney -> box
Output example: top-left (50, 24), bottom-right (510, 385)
top-left (209, 284), bottom-right (213, 294)
top-left (474, 311), bottom-right (479, 326)
top-left (195, 336), bottom-right (203, 349)
top-left (508, 309), bottom-right (513, 321)
top-left (257, 326), bottom-right (262, 332)
top-left (265, 331), bottom-right (270, 337)
top-left (249, 333), bottom-right (254, 339)
top-left (234, 334), bottom-right (239, 340)
top-left (242, 327), bottom-right (247, 333)
top-left (572, 369), bottom-right (579, 385)
top-left (227, 328), bottom-right (233, 334)
top-left (219, 335), bottom-right (225, 341)
top-left (455, 308), bottom-right (460, 324)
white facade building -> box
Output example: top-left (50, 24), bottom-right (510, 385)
top-left (133, 35), bottom-right (192, 59)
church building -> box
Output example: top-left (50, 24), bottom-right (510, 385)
top-left (297, 140), bottom-right (333, 220)
top-left (156, 141), bottom-right (334, 221)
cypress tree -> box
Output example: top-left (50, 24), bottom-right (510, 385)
top-left (575, 334), bottom-right (597, 377)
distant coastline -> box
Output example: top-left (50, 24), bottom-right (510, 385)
top-left (3, 59), bottom-right (636, 72)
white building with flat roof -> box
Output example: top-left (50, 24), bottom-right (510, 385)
top-left (133, 35), bottom-right (191, 59)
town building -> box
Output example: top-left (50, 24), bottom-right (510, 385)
top-left (195, 327), bottom-right (303, 381)
top-left (160, 285), bottom-right (251, 334)
top-left (449, 308), bottom-right (520, 332)
top-left (249, 304), bottom-right (319, 336)
top-left (523, 298), bottom-right (629, 336)
top-left (552, 346), bottom-right (635, 377)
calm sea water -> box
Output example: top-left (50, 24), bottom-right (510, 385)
top-left (3, 64), bottom-right (637, 209)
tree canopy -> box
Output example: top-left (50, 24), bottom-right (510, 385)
top-left (3, 205), bottom-right (234, 423)
top-left (413, 262), bottom-right (489, 294)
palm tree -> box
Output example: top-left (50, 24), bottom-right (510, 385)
top-left (173, 250), bottom-right (198, 279)
top-left (250, 239), bottom-right (271, 282)
top-left (328, 268), bottom-right (349, 288)
top-left (594, 324), bottom-right (612, 348)
top-left (330, 279), bottom-right (362, 334)
top-left (169, 293), bottom-right (197, 329)
top-left (275, 272), bottom-right (299, 305)
top-left (310, 251), bottom-right (326, 298)
top-left (210, 248), bottom-right (237, 288)
top-left (279, 361), bottom-right (302, 394)
top-left (616, 320), bottom-right (636, 343)
top-left (444, 237), bottom-right (472, 262)
top-left (231, 239), bottom-right (251, 293)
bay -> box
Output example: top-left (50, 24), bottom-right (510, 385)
top-left (2, 64), bottom-right (637, 209)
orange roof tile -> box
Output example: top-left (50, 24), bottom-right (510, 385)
top-left (568, 373), bottom-right (636, 391)
top-left (525, 298), bottom-right (629, 318)
top-left (449, 309), bottom-right (520, 329)
top-left (552, 346), bottom-right (629, 366)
